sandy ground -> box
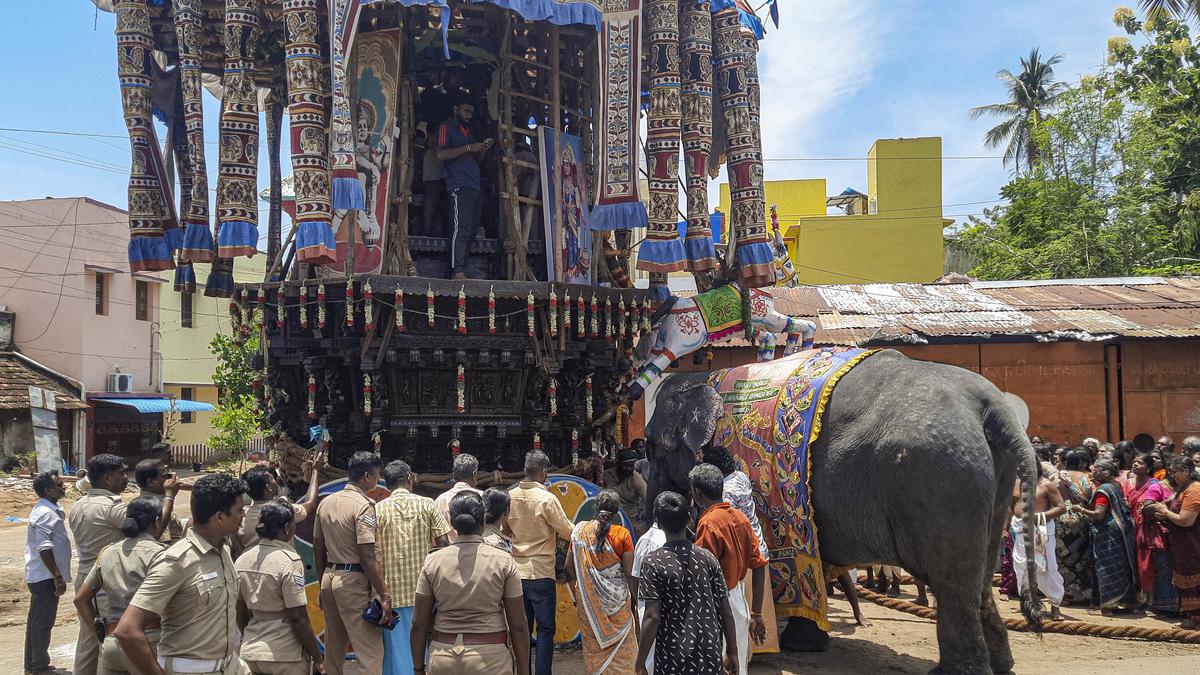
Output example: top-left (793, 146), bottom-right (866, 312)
top-left (0, 479), bottom-right (1196, 674)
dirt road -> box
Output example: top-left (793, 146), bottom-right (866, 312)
top-left (1, 480), bottom-right (1196, 673)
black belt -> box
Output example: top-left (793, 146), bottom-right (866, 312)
top-left (326, 563), bottom-right (364, 572)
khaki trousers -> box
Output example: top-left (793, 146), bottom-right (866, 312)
top-left (99, 629), bottom-right (160, 674)
top-left (319, 569), bottom-right (383, 675)
top-left (428, 639), bottom-right (513, 675)
top-left (74, 570), bottom-right (105, 675)
top-left (243, 660), bottom-right (310, 675)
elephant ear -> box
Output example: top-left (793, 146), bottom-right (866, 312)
top-left (675, 381), bottom-right (723, 457)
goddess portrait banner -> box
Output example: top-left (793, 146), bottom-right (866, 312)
top-left (325, 28), bottom-right (400, 275)
top-left (539, 127), bottom-right (592, 284)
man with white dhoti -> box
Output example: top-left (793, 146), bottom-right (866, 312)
top-left (1011, 473), bottom-right (1067, 620)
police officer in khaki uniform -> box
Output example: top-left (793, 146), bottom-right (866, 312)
top-left (68, 453), bottom-right (131, 675)
top-left (313, 451), bottom-right (391, 675)
top-left (134, 458), bottom-right (184, 542)
top-left (235, 500), bottom-right (324, 675)
top-left (75, 496), bottom-right (167, 674)
top-left (233, 454), bottom-right (323, 559)
top-left (411, 491), bottom-right (531, 675)
top-left (115, 474), bottom-right (247, 675)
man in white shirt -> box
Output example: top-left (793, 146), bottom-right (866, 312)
top-left (432, 453), bottom-right (482, 543)
top-left (25, 470), bottom-right (72, 675)
top-left (630, 521), bottom-right (666, 674)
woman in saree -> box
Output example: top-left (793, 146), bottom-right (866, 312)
top-left (1121, 452), bottom-right (1178, 613)
top-left (1073, 459), bottom-right (1137, 614)
top-left (1056, 448), bottom-right (1096, 604)
top-left (1149, 456), bottom-right (1200, 629)
top-left (567, 489), bottom-right (638, 674)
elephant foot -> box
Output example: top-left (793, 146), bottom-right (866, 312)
top-left (779, 617), bottom-right (830, 652)
top-left (928, 663), bottom-right (995, 675)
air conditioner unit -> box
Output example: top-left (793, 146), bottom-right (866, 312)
top-left (107, 372), bottom-right (135, 393)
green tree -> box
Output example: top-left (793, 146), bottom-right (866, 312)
top-left (970, 48), bottom-right (1069, 174)
top-left (1140, 0), bottom-right (1198, 20)
top-left (210, 330), bottom-right (260, 406)
top-left (207, 395), bottom-right (263, 459)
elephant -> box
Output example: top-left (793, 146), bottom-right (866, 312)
top-left (643, 348), bottom-right (1042, 675)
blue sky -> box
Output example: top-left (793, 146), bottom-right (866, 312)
top-left (0, 1), bottom-right (1130, 235)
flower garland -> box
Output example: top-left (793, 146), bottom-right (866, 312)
top-left (563, 290), bottom-right (572, 334)
top-left (317, 282), bottom-right (327, 329)
top-left (456, 364), bottom-right (465, 413)
top-left (362, 374), bottom-right (372, 417)
top-left (549, 289), bottom-right (558, 337)
top-left (576, 292), bottom-right (585, 339)
top-left (630, 299), bottom-right (640, 340)
top-left (585, 375), bottom-right (593, 424)
top-left (363, 281), bottom-right (375, 331)
top-left (457, 285), bottom-right (467, 334)
top-left (532, 432), bottom-right (541, 451)
top-left (275, 290), bottom-right (285, 330)
top-left (426, 285), bottom-right (435, 328)
top-left (571, 428), bottom-right (580, 465)
top-left (299, 283), bottom-right (309, 329)
top-left (372, 430), bottom-right (382, 454)
top-left (615, 403), bottom-right (628, 446)
top-left (604, 297), bottom-right (613, 338)
top-left (307, 374), bottom-right (317, 420)
top-left (394, 289), bottom-right (405, 332)
top-left (590, 294), bottom-right (599, 338)
top-left (256, 289), bottom-right (266, 330)
top-left (345, 281), bottom-right (356, 328)
top-left (451, 438), bottom-right (461, 456)
top-left (618, 297), bottom-right (627, 339)
top-left (487, 286), bottom-right (496, 334)
top-left (548, 378), bottom-right (558, 417)
top-left (526, 291), bottom-right (535, 337)
top-left (641, 298), bottom-right (652, 333)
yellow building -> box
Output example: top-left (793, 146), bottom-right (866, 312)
top-left (158, 256), bottom-right (265, 446)
top-left (718, 137), bottom-right (948, 285)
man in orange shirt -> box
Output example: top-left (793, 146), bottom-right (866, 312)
top-left (690, 463), bottom-right (767, 675)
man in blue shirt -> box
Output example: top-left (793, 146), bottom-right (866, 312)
top-left (25, 470), bottom-right (71, 674)
top-left (435, 98), bottom-right (493, 279)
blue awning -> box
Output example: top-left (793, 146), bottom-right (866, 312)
top-left (92, 398), bottom-right (214, 414)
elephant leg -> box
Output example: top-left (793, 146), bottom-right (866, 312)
top-left (979, 508), bottom-right (1014, 673)
top-left (778, 616), bottom-right (829, 652)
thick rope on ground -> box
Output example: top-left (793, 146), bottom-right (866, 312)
top-left (855, 587), bottom-right (1200, 644)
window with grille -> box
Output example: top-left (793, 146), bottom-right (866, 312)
top-left (94, 273), bottom-right (107, 316)
top-left (181, 292), bottom-right (193, 328)
top-left (180, 387), bottom-right (194, 424)
top-left (135, 281), bottom-right (150, 321)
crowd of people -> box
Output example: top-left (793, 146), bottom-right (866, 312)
top-left (1004, 433), bottom-right (1200, 628)
top-left (22, 443), bottom-right (778, 675)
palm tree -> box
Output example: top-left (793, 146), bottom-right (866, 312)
top-left (1140, 0), bottom-right (1198, 19)
top-left (970, 49), bottom-right (1068, 174)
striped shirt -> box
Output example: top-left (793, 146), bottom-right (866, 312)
top-left (376, 488), bottom-right (452, 607)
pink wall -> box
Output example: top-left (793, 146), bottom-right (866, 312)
top-left (0, 198), bottom-right (159, 394)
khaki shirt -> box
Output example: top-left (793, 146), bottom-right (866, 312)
top-left (602, 470), bottom-right (647, 514)
top-left (129, 529), bottom-right (238, 661)
top-left (83, 533), bottom-right (166, 623)
top-left (313, 484), bottom-right (376, 564)
top-left (139, 489), bottom-right (184, 543)
top-left (508, 481), bottom-right (575, 580)
top-left (234, 538), bottom-right (308, 662)
top-left (415, 534), bottom-right (523, 634)
top-left (68, 489), bottom-right (128, 574)
top-left (233, 500), bottom-right (309, 559)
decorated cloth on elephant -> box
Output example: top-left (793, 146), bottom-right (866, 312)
top-left (706, 347), bottom-right (874, 630)
top-left (692, 283), bottom-right (744, 341)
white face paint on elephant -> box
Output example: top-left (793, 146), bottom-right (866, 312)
top-left (625, 282), bottom-right (816, 400)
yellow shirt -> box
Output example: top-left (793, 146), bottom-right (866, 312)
top-left (129, 529), bottom-right (239, 661)
top-left (234, 538), bottom-right (308, 663)
top-left (507, 481), bottom-right (574, 580)
top-left (415, 534), bottom-right (523, 634)
top-left (313, 484), bottom-right (376, 564)
top-left (375, 489), bottom-right (451, 607)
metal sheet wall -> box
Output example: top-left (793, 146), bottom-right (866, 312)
top-left (1119, 340), bottom-right (1200, 447)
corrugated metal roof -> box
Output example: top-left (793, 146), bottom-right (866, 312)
top-left (705, 276), bottom-right (1200, 347)
top-left (0, 354), bottom-right (87, 410)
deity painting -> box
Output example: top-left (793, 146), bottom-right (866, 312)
top-left (326, 28), bottom-right (399, 275)
top-left (539, 127), bottom-right (592, 284)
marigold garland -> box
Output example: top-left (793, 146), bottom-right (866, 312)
top-left (527, 291), bottom-right (535, 337)
top-left (307, 374), bottom-right (317, 420)
top-left (426, 285), bottom-right (435, 328)
top-left (615, 403), bottom-right (628, 446)
top-left (362, 374), bottom-right (372, 417)
top-left (487, 286), bottom-right (496, 334)
top-left (317, 282), bottom-right (327, 329)
top-left (456, 364), bottom-right (465, 413)
top-left (363, 281), bottom-right (375, 330)
top-left (457, 285), bottom-right (467, 334)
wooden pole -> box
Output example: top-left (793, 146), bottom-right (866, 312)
top-left (266, 88), bottom-right (284, 271)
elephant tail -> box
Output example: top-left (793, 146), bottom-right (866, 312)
top-left (991, 406), bottom-right (1044, 634)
